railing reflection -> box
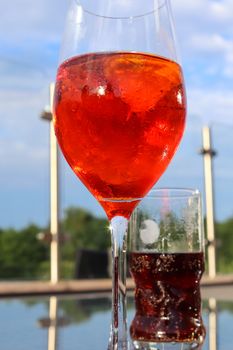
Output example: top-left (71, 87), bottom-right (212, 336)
top-left (38, 296), bottom-right (69, 350)
top-left (208, 298), bottom-right (218, 350)
top-left (48, 297), bottom-right (58, 350)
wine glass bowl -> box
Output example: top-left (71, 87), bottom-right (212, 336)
top-left (54, 53), bottom-right (186, 218)
top-left (53, 1), bottom-right (186, 348)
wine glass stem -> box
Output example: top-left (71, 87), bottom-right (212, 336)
top-left (109, 216), bottom-right (129, 350)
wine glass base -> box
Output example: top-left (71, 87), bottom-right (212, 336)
top-left (130, 340), bottom-right (202, 350)
top-left (108, 338), bottom-right (130, 350)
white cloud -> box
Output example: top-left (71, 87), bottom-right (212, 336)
top-left (190, 34), bottom-right (233, 54)
top-left (224, 51), bottom-right (233, 77)
top-left (173, 0), bottom-right (233, 80)
top-left (187, 33), bottom-right (233, 79)
top-left (0, 66), bottom-right (50, 190)
top-left (174, 0), bottom-right (233, 27)
top-left (0, 137), bottom-right (49, 189)
top-left (187, 87), bottom-right (233, 125)
top-left (0, 0), bottom-right (69, 42)
top-left (210, 0), bottom-right (233, 22)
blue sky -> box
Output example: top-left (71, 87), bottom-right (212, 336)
top-left (1, 0), bottom-right (233, 228)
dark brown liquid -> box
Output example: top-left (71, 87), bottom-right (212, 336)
top-left (129, 252), bottom-right (206, 343)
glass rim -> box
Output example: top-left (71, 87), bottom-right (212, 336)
top-left (100, 188), bottom-right (200, 203)
top-left (75, 0), bottom-right (167, 20)
top-left (100, 197), bottom-right (141, 203)
top-left (145, 188), bottom-right (200, 199)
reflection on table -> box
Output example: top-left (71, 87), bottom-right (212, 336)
top-left (38, 296), bottom-right (70, 350)
top-left (0, 286), bottom-right (232, 350)
top-left (208, 298), bottom-right (218, 350)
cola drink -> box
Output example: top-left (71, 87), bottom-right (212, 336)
top-left (129, 252), bottom-right (206, 344)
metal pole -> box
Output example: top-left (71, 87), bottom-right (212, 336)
top-left (49, 83), bottom-right (60, 283)
top-left (201, 126), bottom-right (217, 278)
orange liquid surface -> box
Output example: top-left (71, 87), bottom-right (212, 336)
top-left (54, 52), bottom-right (186, 218)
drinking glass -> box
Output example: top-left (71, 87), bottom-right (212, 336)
top-left (129, 189), bottom-right (206, 350)
top-left (53, 1), bottom-right (186, 348)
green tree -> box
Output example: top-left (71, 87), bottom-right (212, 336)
top-left (61, 207), bottom-right (110, 257)
top-left (215, 218), bottom-right (233, 273)
top-left (0, 208), bottom-right (110, 280)
top-left (60, 207), bottom-right (110, 278)
top-left (0, 224), bottom-right (49, 280)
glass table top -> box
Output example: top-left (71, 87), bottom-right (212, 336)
top-left (0, 290), bottom-right (232, 350)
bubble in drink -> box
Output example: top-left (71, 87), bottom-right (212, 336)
top-left (129, 252), bottom-right (206, 344)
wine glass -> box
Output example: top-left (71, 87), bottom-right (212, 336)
top-left (53, 1), bottom-right (186, 349)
